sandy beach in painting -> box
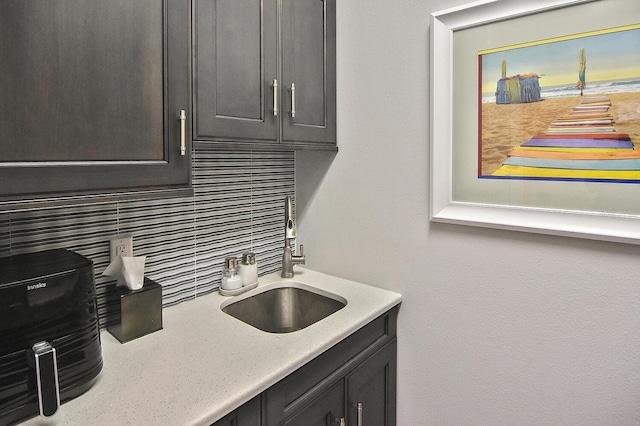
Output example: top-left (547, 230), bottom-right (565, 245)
top-left (480, 92), bottom-right (640, 176)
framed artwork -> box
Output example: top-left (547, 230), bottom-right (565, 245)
top-left (430, 0), bottom-right (640, 244)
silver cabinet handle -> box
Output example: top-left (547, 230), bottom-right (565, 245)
top-left (179, 109), bottom-right (187, 156)
top-left (354, 402), bottom-right (363, 426)
top-left (272, 79), bottom-right (279, 116)
top-left (290, 83), bottom-right (296, 118)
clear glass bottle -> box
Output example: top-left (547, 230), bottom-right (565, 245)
top-left (239, 252), bottom-right (258, 286)
top-left (221, 257), bottom-right (242, 290)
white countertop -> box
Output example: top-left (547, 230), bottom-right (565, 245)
top-left (21, 268), bottom-right (401, 426)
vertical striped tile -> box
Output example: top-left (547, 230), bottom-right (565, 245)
top-left (116, 196), bottom-right (197, 308)
top-left (1, 148), bottom-right (296, 328)
top-left (250, 151), bottom-right (296, 276)
top-left (0, 213), bottom-right (11, 257)
top-left (193, 150), bottom-right (254, 295)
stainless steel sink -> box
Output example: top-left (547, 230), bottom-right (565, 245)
top-left (221, 283), bottom-right (347, 333)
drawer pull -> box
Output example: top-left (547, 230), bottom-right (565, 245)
top-left (179, 109), bottom-right (187, 156)
top-left (272, 79), bottom-right (279, 116)
top-left (290, 83), bottom-right (296, 118)
top-left (353, 402), bottom-right (363, 426)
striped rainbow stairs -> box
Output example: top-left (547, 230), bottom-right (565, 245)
top-left (492, 95), bottom-right (640, 180)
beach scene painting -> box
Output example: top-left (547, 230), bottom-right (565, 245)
top-left (479, 24), bottom-right (640, 182)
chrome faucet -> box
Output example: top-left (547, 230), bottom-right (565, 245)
top-left (281, 196), bottom-right (305, 278)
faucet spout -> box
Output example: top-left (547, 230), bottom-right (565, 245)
top-left (281, 196), bottom-right (305, 278)
top-left (284, 196), bottom-right (296, 240)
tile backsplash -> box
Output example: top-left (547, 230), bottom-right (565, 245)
top-left (0, 147), bottom-right (295, 327)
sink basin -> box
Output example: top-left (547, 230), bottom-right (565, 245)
top-left (221, 282), bottom-right (347, 333)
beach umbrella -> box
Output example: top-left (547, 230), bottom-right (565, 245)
top-left (501, 59), bottom-right (507, 79)
top-left (577, 48), bottom-right (586, 96)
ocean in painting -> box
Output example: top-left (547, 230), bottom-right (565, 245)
top-left (482, 78), bottom-right (640, 103)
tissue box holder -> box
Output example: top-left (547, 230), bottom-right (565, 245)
top-left (108, 278), bottom-right (163, 343)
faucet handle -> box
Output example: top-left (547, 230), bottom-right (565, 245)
top-left (291, 243), bottom-right (306, 267)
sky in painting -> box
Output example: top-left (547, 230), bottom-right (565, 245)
top-left (480, 26), bottom-right (640, 94)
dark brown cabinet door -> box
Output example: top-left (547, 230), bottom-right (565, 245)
top-left (0, 0), bottom-right (190, 203)
top-left (193, 0), bottom-right (278, 144)
top-left (281, 380), bottom-right (344, 426)
top-left (281, 0), bottom-right (336, 146)
top-left (193, 0), bottom-right (336, 149)
top-left (212, 395), bottom-right (262, 426)
top-left (346, 340), bottom-right (397, 426)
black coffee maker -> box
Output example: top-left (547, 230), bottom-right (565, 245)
top-left (0, 249), bottom-right (103, 425)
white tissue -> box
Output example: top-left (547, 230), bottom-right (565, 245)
top-left (103, 256), bottom-right (147, 290)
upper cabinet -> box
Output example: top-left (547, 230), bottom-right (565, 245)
top-left (0, 0), bottom-right (191, 207)
top-left (280, 0), bottom-right (337, 146)
top-left (0, 0), bottom-right (334, 208)
top-left (193, 0), bottom-right (336, 149)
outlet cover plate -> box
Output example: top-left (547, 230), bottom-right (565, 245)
top-left (110, 235), bottom-right (133, 263)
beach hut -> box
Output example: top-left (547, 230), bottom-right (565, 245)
top-left (495, 72), bottom-right (542, 104)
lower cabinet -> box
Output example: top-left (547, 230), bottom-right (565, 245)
top-left (212, 395), bottom-right (263, 426)
top-left (281, 380), bottom-right (344, 426)
top-left (346, 341), bottom-right (397, 426)
top-left (212, 307), bottom-right (398, 426)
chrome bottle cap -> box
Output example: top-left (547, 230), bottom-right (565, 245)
top-left (224, 257), bottom-right (238, 270)
top-left (241, 253), bottom-right (256, 265)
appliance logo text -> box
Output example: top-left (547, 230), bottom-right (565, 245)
top-left (27, 282), bottom-right (47, 291)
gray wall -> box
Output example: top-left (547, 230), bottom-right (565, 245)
top-left (297, 0), bottom-right (640, 424)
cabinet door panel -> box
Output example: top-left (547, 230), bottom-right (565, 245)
top-left (214, 0), bottom-right (262, 119)
top-left (0, 0), bottom-right (191, 200)
top-left (0, 0), bottom-right (164, 162)
top-left (289, 0), bottom-right (325, 127)
top-left (281, 0), bottom-right (336, 145)
top-left (212, 395), bottom-right (262, 426)
top-left (347, 340), bottom-right (397, 426)
top-left (282, 380), bottom-right (344, 426)
top-left (194, 0), bottom-right (278, 143)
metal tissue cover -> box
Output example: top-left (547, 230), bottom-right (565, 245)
top-left (107, 278), bottom-right (163, 343)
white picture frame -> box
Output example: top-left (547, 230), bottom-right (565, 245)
top-left (430, 0), bottom-right (640, 244)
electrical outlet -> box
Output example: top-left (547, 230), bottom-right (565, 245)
top-left (110, 235), bottom-right (133, 263)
